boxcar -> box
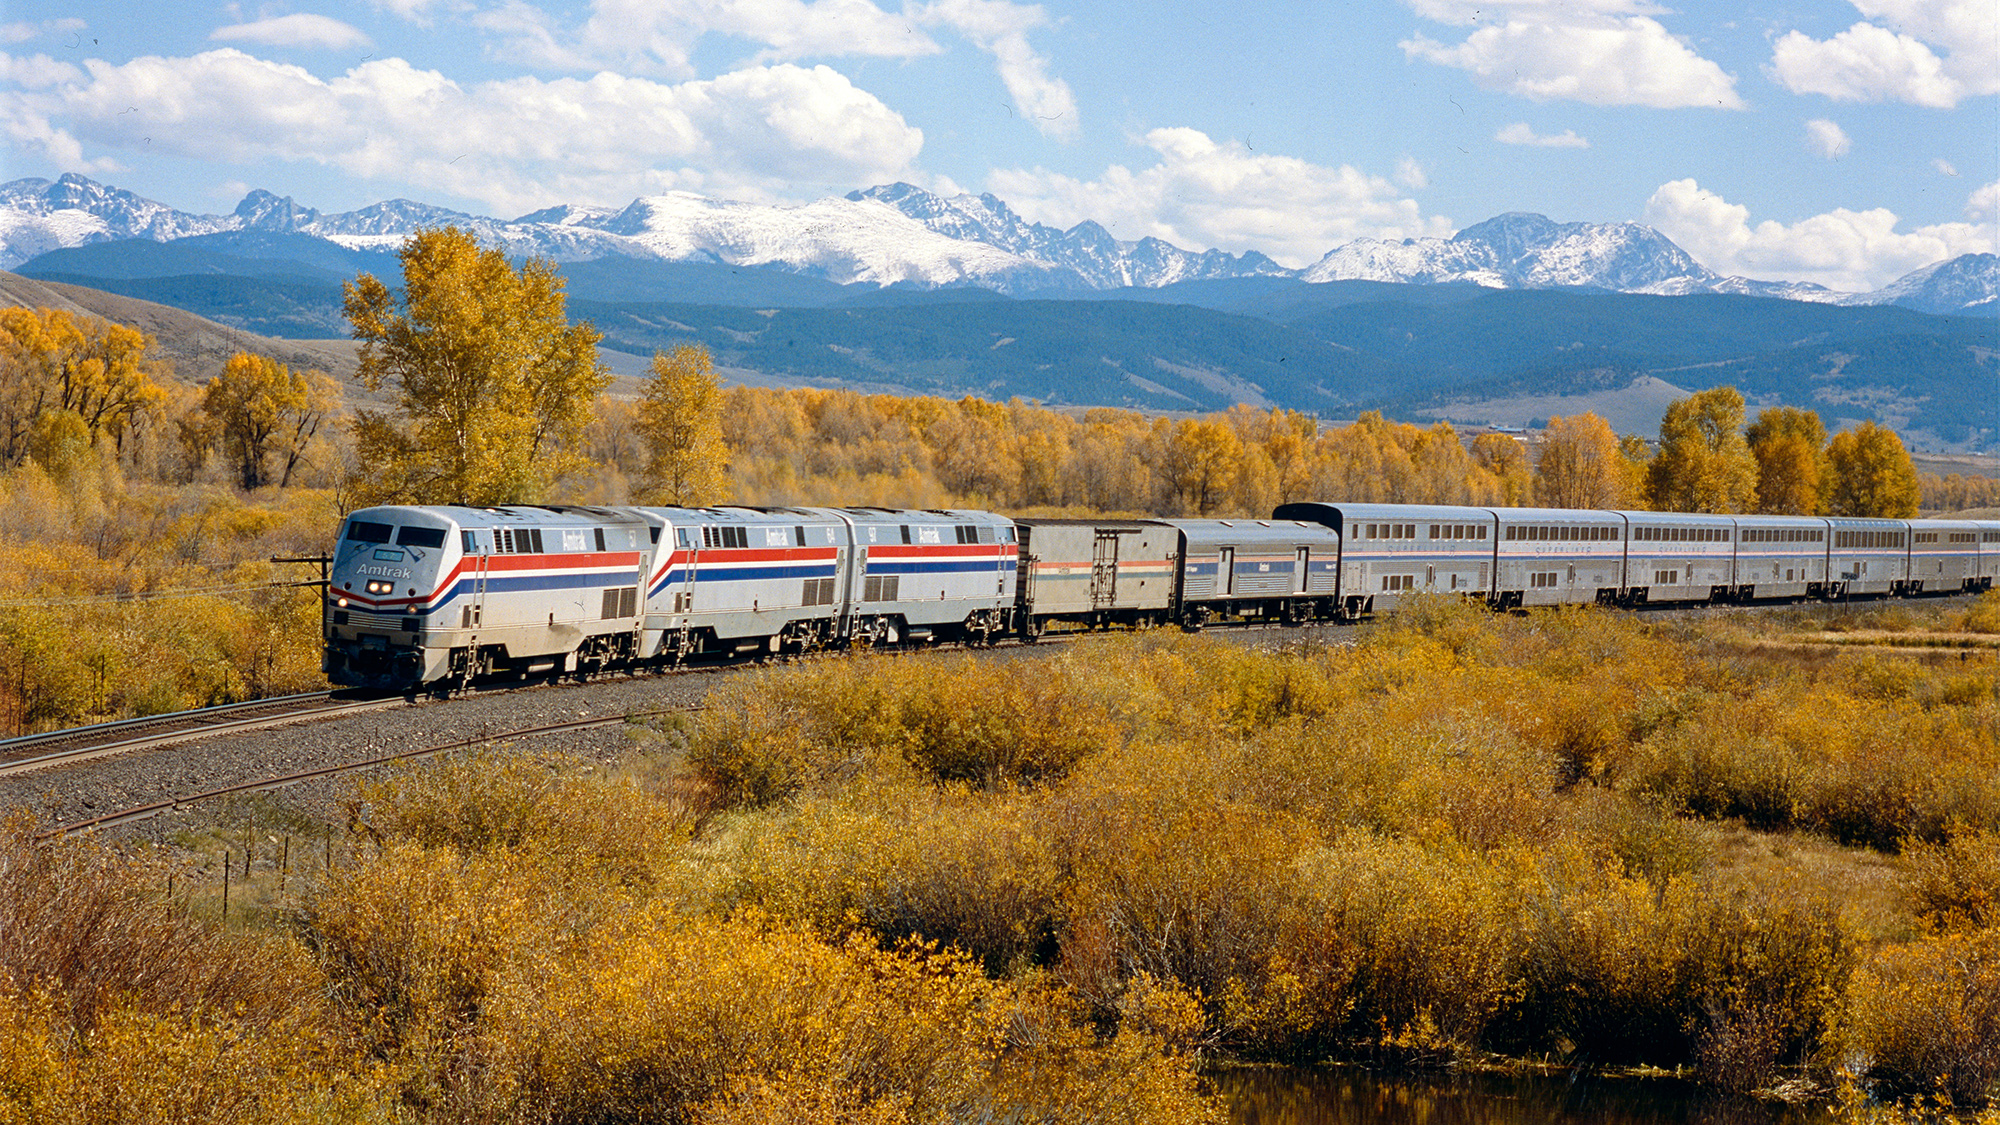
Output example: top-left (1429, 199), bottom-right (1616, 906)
top-left (1013, 518), bottom-right (1177, 631)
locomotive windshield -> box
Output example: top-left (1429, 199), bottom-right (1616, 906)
top-left (395, 526), bottom-right (447, 549)
top-left (345, 520), bottom-right (392, 543)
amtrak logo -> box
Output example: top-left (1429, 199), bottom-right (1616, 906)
top-left (357, 564), bottom-right (413, 578)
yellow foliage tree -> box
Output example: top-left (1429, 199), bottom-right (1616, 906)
top-left (0, 307), bottom-right (166, 468)
top-left (1645, 387), bottom-right (1758, 513)
top-left (1825, 420), bottom-right (1921, 518)
top-left (1471, 432), bottom-right (1532, 506)
top-left (636, 345), bottom-right (730, 507)
top-left (343, 226), bottom-right (609, 506)
top-left (1745, 406), bottom-right (1828, 515)
top-left (200, 352), bottom-right (339, 491)
top-left (1162, 418), bottom-right (1243, 515)
top-left (1535, 414), bottom-right (1631, 509)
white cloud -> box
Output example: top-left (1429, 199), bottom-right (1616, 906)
top-left (0, 49), bottom-right (925, 214)
top-left (1406, 0), bottom-right (1679, 27)
top-left (1803, 118), bottom-right (1850, 158)
top-left (988, 127), bottom-right (1452, 268)
top-left (0, 52), bottom-right (81, 89)
top-left (1495, 122), bottom-right (1589, 147)
top-left (485, 0), bottom-right (1074, 140)
top-left (1643, 178), bottom-right (1996, 291)
top-left (1768, 0), bottom-right (1996, 107)
top-left (1770, 24), bottom-right (1961, 107)
top-left (212, 14), bottom-right (373, 51)
top-left (1395, 155), bottom-right (1428, 189)
top-left (1970, 181), bottom-right (2000, 222)
top-left (3, 18), bottom-right (86, 46)
top-left (1403, 16), bottom-right (1742, 108)
top-left (368, 0), bottom-right (455, 24)
top-left (1934, 158), bottom-right (1959, 176)
top-left (917, 0), bottom-right (1076, 139)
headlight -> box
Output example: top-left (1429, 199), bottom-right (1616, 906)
top-left (365, 580), bottom-right (394, 595)
top-left (336, 597), bottom-right (349, 608)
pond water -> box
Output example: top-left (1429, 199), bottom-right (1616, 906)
top-left (1214, 1067), bottom-right (1831, 1125)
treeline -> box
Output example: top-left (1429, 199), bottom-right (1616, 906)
top-left (582, 381), bottom-right (1940, 522)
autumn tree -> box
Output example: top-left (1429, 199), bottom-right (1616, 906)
top-left (636, 344), bottom-right (729, 506)
top-left (1744, 406), bottom-right (1828, 515)
top-left (1645, 387), bottom-right (1758, 513)
top-left (1826, 420), bottom-right (1921, 518)
top-left (1162, 418), bottom-right (1243, 515)
top-left (200, 352), bottom-right (339, 491)
top-left (0, 307), bottom-right (166, 468)
top-left (1534, 414), bottom-right (1631, 509)
top-left (1472, 432), bottom-right (1532, 506)
top-left (343, 226), bottom-right (609, 506)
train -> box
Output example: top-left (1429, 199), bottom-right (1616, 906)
top-left (323, 501), bottom-right (2000, 690)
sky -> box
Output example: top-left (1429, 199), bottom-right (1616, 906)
top-left (0, 0), bottom-right (1994, 292)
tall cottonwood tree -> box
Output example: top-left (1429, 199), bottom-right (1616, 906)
top-left (1471, 432), bottom-right (1532, 507)
top-left (1826, 420), bottom-right (1921, 518)
top-left (1161, 418), bottom-right (1243, 515)
top-left (343, 226), bottom-right (609, 506)
top-left (636, 344), bottom-right (729, 506)
top-left (1745, 406), bottom-right (1828, 515)
top-left (1534, 414), bottom-right (1630, 509)
top-left (201, 352), bottom-right (339, 490)
top-left (0, 307), bottom-right (165, 468)
top-left (1645, 387), bottom-right (1758, 513)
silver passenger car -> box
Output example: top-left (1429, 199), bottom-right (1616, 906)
top-left (1274, 502), bottom-right (1491, 616)
top-left (1164, 518), bottom-right (1342, 625)
top-left (1491, 507), bottom-right (1627, 607)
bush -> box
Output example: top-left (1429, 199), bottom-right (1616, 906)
top-left (1846, 927), bottom-right (2000, 1105)
top-left (0, 817), bottom-right (315, 1036)
top-left (722, 786), bottom-right (1065, 974)
top-left (689, 651), bottom-right (1126, 805)
top-left (1905, 829), bottom-right (2000, 932)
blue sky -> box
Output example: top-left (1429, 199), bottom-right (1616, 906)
top-left (0, 0), bottom-right (1993, 291)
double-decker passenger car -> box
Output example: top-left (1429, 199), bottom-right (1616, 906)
top-left (1273, 502), bottom-right (1490, 616)
top-left (1491, 507), bottom-right (1624, 607)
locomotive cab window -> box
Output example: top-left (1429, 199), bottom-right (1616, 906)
top-left (346, 520), bottom-right (393, 544)
top-left (396, 526), bottom-right (447, 549)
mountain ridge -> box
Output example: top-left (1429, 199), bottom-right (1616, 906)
top-left (3, 174), bottom-right (1992, 315)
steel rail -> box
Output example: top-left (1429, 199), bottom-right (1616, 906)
top-left (0, 692), bottom-right (340, 756)
top-left (0, 695), bottom-right (409, 779)
top-left (42, 707), bottom-right (693, 838)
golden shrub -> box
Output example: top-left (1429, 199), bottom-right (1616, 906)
top-left (1906, 830), bottom-right (2000, 932)
top-left (1845, 927), bottom-right (2000, 1105)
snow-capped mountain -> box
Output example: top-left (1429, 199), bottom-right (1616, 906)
top-left (1849, 253), bottom-right (1999, 316)
top-left (848, 183), bottom-right (1293, 290)
top-left (1305, 211), bottom-right (1773, 295)
top-left (1, 173), bottom-right (1993, 314)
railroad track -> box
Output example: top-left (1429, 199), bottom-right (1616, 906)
top-left (0, 692), bottom-right (408, 779)
top-left (43, 707), bottom-right (694, 838)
